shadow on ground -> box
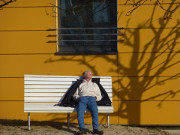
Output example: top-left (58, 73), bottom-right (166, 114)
top-left (1, 119), bottom-right (180, 135)
top-left (0, 119), bottom-right (79, 134)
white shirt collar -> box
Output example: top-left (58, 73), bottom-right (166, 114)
top-left (83, 79), bottom-right (92, 83)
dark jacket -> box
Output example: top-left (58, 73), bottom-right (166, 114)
top-left (60, 78), bottom-right (112, 107)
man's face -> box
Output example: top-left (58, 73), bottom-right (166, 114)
top-left (84, 71), bottom-right (92, 80)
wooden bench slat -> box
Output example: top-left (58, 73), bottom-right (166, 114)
top-left (24, 109), bottom-right (113, 113)
top-left (24, 97), bottom-right (113, 102)
top-left (25, 75), bottom-right (111, 79)
top-left (24, 88), bottom-right (112, 93)
top-left (25, 103), bottom-right (113, 108)
top-left (24, 93), bottom-right (65, 97)
top-left (24, 77), bottom-right (112, 82)
top-left (25, 78), bottom-right (79, 81)
top-left (24, 103), bottom-right (113, 113)
top-left (24, 97), bottom-right (61, 102)
top-left (25, 81), bottom-right (74, 85)
top-left (24, 85), bottom-right (112, 89)
top-left (24, 93), bottom-right (112, 97)
top-left (25, 75), bottom-right (112, 78)
top-left (24, 81), bottom-right (112, 85)
top-left (25, 78), bottom-right (112, 82)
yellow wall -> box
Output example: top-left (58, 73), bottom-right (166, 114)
top-left (0, 0), bottom-right (179, 125)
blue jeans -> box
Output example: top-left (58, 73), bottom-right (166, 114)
top-left (76, 96), bottom-right (99, 130)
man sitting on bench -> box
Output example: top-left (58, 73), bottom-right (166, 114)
top-left (73, 71), bottom-right (103, 135)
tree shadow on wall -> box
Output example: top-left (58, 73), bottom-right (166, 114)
top-left (116, 2), bottom-right (180, 124)
top-left (0, 0), bottom-right (16, 8)
top-left (44, 2), bottom-right (180, 125)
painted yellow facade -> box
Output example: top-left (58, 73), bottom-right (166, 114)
top-left (0, 0), bottom-right (179, 125)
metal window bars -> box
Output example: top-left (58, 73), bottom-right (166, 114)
top-left (47, 27), bottom-right (125, 53)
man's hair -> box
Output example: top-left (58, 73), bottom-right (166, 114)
top-left (83, 71), bottom-right (91, 77)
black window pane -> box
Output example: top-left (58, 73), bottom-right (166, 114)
top-left (58, 0), bottom-right (117, 54)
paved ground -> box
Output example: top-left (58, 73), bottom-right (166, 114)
top-left (0, 119), bottom-right (180, 135)
top-left (161, 127), bottom-right (180, 135)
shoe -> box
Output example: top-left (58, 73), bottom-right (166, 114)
top-left (78, 128), bottom-right (87, 135)
top-left (92, 129), bottom-right (104, 135)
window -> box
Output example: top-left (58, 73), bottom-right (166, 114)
top-left (57, 0), bottom-right (117, 54)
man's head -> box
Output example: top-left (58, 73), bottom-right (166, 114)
top-left (83, 71), bottom-right (92, 81)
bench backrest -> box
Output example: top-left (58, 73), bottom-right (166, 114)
top-left (24, 75), bottom-right (112, 104)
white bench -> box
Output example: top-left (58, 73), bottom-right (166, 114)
top-left (24, 75), bottom-right (114, 130)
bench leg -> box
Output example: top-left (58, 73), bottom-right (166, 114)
top-left (28, 112), bottom-right (30, 130)
top-left (106, 113), bottom-right (109, 128)
top-left (67, 113), bottom-right (70, 129)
